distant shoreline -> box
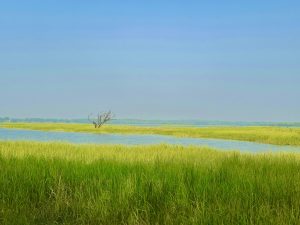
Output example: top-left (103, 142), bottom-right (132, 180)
top-left (1, 122), bottom-right (300, 146)
top-left (0, 118), bottom-right (300, 128)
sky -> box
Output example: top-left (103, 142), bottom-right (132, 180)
top-left (0, 0), bottom-right (299, 121)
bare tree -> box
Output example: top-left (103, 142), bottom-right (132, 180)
top-left (88, 111), bottom-right (114, 128)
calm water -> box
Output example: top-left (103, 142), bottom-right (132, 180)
top-left (0, 128), bottom-right (299, 153)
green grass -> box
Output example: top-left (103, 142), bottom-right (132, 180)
top-left (1, 141), bottom-right (300, 224)
top-left (1, 122), bottom-right (300, 146)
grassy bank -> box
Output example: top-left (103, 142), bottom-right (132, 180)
top-left (1, 122), bottom-right (300, 146)
top-left (1, 141), bottom-right (300, 224)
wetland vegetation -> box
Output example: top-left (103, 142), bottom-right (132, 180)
top-left (1, 141), bottom-right (300, 224)
top-left (1, 122), bottom-right (300, 146)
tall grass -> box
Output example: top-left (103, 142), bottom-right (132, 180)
top-left (1, 122), bottom-right (300, 146)
top-left (1, 141), bottom-right (300, 224)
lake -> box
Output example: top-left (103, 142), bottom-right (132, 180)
top-left (0, 128), bottom-right (299, 153)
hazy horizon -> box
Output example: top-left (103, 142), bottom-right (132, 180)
top-left (1, 1), bottom-right (299, 122)
top-left (1, 116), bottom-right (300, 124)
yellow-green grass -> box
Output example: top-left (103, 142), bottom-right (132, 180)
top-left (1, 122), bottom-right (300, 146)
top-left (1, 141), bottom-right (300, 224)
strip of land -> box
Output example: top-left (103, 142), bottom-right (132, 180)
top-left (1, 122), bottom-right (300, 146)
top-left (1, 141), bottom-right (300, 224)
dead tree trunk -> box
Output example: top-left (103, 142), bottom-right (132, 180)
top-left (88, 111), bottom-right (113, 128)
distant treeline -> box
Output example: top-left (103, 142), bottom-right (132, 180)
top-left (0, 117), bottom-right (299, 127)
top-left (0, 117), bottom-right (10, 122)
top-left (0, 117), bottom-right (88, 124)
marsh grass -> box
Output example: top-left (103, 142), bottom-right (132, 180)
top-left (1, 122), bottom-right (300, 146)
top-left (1, 141), bottom-right (300, 224)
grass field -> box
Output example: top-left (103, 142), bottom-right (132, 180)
top-left (1, 141), bottom-right (300, 224)
top-left (1, 122), bottom-right (300, 146)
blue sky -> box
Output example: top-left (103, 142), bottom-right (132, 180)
top-left (1, 1), bottom-right (299, 121)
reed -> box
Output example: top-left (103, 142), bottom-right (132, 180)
top-left (1, 141), bottom-right (300, 224)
